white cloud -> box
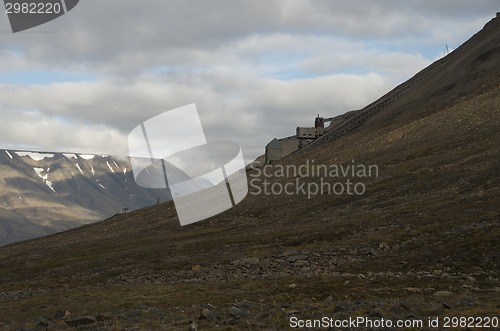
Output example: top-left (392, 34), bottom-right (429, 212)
top-left (0, 69), bottom-right (395, 160)
top-left (0, 108), bottom-right (126, 154)
top-left (0, 0), bottom-right (497, 161)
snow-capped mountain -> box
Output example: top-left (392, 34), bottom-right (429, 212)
top-left (0, 150), bottom-right (172, 246)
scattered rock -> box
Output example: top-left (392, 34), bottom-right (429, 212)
top-left (287, 255), bottom-right (308, 262)
top-left (442, 301), bottom-right (453, 309)
top-left (229, 306), bottom-right (248, 318)
top-left (233, 301), bottom-right (254, 310)
top-left (65, 315), bottom-right (97, 327)
top-left (427, 302), bottom-right (443, 315)
top-left (293, 260), bottom-right (307, 267)
top-left (282, 250), bottom-right (299, 256)
top-left (96, 313), bottom-right (111, 321)
top-left (36, 317), bottom-right (49, 328)
top-left (0, 289), bottom-right (48, 301)
top-left (424, 288), bottom-right (436, 294)
top-left (461, 299), bottom-right (475, 308)
top-left (63, 311), bottom-right (72, 320)
top-left (191, 265), bottom-right (202, 272)
top-left (379, 242), bottom-right (391, 250)
top-left (369, 309), bottom-right (383, 318)
top-left (54, 309), bottom-right (66, 320)
top-left (232, 257), bottom-right (260, 266)
top-left (288, 283), bottom-right (297, 288)
top-left (201, 308), bottom-right (217, 322)
top-left (188, 322), bottom-right (198, 331)
top-left (333, 305), bottom-right (346, 314)
top-left (405, 287), bottom-right (422, 293)
top-left (284, 309), bottom-right (300, 315)
top-left (433, 291), bottom-right (454, 298)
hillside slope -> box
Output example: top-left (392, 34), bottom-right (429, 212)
top-left (302, 14), bottom-right (500, 152)
top-left (0, 15), bottom-right (498, 331)
top-left (363, 13), bottom-right (500, 129)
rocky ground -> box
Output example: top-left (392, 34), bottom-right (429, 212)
top-left (1, 239), bottom-right (498, 330)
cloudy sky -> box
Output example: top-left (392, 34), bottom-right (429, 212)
top-left (0, 1), bottom-right (498, 162)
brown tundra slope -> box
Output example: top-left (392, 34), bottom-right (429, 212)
top-left (0, 14), bottom-right (498, 331)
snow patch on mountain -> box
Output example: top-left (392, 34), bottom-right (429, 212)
top-left (33, 167), bottom-right (56, 193)
top-left (16, 152), bottom-right (54, 161)
top-left (75, 163), bottom-right (84, 175)
top-left (106, 161), bottom-right (115, 173)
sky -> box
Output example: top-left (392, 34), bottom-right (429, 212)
top-left (0, 0), bottom-right (498, 162)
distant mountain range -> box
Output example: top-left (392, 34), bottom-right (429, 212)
top-left (0, 150), bottom-right (171, 246)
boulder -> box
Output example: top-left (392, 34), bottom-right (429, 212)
top-left (65, 315), bottom-right (97, 327)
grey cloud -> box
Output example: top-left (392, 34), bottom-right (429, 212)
top-left (0, 1), bottom-right (497, 161)
top-left (0, 108), bottom-right (126, 154)
top-left (0, 70), bottom-right (394, 160)
top-left (1, 0), bottom-right (497, 74)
